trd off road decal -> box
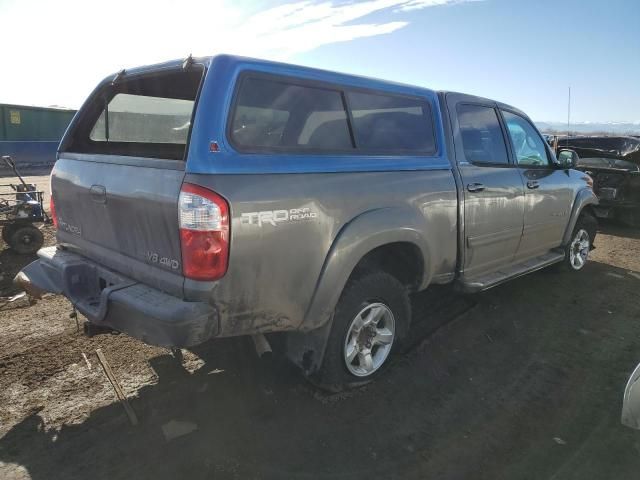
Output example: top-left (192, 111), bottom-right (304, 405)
top-left (241, 207), bottom-right (318, 227)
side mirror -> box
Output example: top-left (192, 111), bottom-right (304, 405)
top-left (557, 149), bottom-right (579, 169)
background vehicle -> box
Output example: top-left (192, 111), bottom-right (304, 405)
top-left (16, 55), bottom-right (598, 389)
top-left (0, 155), bottom-right (47, 254)
top-left (575, 156), bottom-right (640, 226)
top-left (551, 136), bottom-right (640, 226)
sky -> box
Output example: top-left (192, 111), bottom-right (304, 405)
top-left (0, 0), bottom-right (638, 123)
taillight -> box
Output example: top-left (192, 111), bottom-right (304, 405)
top-left (178, 183), bottom-right (229, 281)
top-left (50, 195), bottom-right (58, 228)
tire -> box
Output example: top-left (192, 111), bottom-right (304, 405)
top-left (559, 212), bottom-right (597, 272)
top-left (9, 224), bottom-right (44, 254)
top-left (315, 271), bottom-right (411, 390)
top-left (2, 223), bottom-right (18, 244)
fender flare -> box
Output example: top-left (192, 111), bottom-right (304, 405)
top-left (286, 207), bottom-right (433, 375)
top-left (302, 207), bottom-right (432, 332)
top-left (562, 187), bottom-right (599, 245)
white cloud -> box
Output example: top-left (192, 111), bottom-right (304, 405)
top-left (396, 0), bottom-right (480, 11)
top-left (0, 0), bottom-right (479, 107)
top-left (230, 0), bottom-right (479, 57)
top-left (234, 0), bottom-right (411, 57)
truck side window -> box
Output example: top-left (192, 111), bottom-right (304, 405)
top-left (456, 104), bottom-right (509, 165)
top-left (502, 111), bottom-right (551, 167)
top-left (230, 76), bottom-right (353, 151)
top-left (347, 91), bottom-right (436, 154)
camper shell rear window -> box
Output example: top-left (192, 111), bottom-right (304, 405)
top-left (228, 73), bottom-right (437, 156)
top-left (62, 67), bottom-right (204, 160)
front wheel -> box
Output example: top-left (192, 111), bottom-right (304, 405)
top-left (561, 213), bottom-right (597, 272)
top-left (315, 271), bottom-right (410, 390)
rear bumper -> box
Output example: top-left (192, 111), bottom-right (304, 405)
top-left (15, 246), bottom-right (219, 347)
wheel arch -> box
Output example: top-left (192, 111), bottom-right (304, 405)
top-left (351, 241), bottom-right (424, 291)
top-left (302, 207), bottom-right (432, 332)
top-left (562, 188), bottom-right (599, 245)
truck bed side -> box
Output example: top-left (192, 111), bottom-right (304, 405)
top-left (186, 170), bottom-right (458, 336)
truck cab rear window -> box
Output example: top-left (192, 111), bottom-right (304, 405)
top-left (62, 68), bottom-right (203, 160)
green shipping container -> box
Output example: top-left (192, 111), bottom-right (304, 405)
top-left (0, 104), bottom-right (76, 142)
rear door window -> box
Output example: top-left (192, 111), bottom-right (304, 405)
top-left (230, 76), bottom-right (353, 151)
top-left (456, 104), bottom-right (509, 165)
top-left (347, 91), bottom-right (436, 154)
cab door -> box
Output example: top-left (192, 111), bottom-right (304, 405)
top-left (446, 94), bottom-right (525, 279)
top-left (500, 110), bottom-right (574, 260)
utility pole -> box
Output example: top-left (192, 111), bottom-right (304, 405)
top-left (567, 86), bottom-right (571, 146)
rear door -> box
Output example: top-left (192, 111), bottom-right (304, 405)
top-left (500, 110), bottom-right (574, 259)
top-left (53, 65), bottom-right (205, 297)
top-left (446, 94), bottom-right (525, 278)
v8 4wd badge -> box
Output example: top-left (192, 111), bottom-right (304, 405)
top-left (145, 251), bottom-right (180, 270)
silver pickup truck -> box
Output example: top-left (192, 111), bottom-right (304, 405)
top-left (16, 55), bottom-right (597, 389)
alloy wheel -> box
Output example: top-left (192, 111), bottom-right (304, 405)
top-left (343, 302), bottom-right (395, 377)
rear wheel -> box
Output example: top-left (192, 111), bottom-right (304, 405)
top-left (315, 271), bottom-right (410, 390)
top-left (560, 212), bottom-right (597, 272)
top-left (9, 224), bottom-right (44, 254)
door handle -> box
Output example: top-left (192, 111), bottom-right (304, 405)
top-left (466, 183), bottom-right (485, 193)
top-left (526, 180), bottom-right (540, 190)
top-left (90, 184), bottom-right (107, 204)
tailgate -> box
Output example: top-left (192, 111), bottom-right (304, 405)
top-left (53, 63), bottom-right (205, 297)
top-left (52, 156), bottom-right (185, 296)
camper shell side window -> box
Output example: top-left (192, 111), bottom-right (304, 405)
top-left (228, 72), bottom-right (437, 156)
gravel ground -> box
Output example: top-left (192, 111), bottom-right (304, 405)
top-left (0, 175), bottom-right (639, 479)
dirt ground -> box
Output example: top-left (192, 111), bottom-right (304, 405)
top-left (1, 175), bottom-right (640, 479)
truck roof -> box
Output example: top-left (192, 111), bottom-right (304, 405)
top-left (103, 54), bottom-right (526, 119)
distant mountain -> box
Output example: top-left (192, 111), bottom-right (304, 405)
top-left (535, 121), bottom-right (640, 136)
